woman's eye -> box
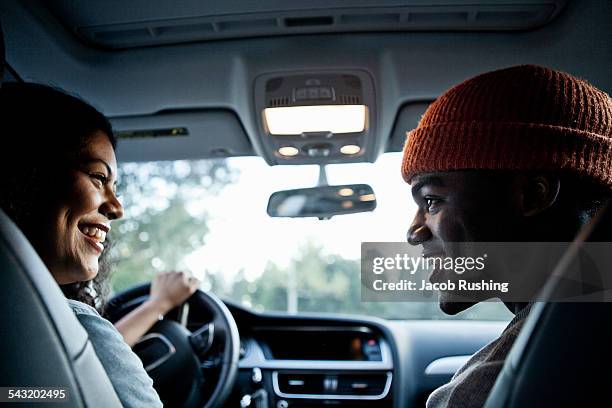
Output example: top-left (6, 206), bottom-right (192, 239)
top-left (90, 173), bottom-right (107, 186)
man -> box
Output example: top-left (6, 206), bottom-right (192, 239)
top-left (402, 65), bottom-right (612, 407)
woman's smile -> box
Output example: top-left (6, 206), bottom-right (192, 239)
top-left (78, 222), bottom-right (110, 254)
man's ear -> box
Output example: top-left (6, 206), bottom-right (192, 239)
top-left (517, 174), bottom-right (561, 217)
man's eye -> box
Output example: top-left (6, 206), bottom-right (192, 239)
top-left (424, 197), bottom-right (442, 211)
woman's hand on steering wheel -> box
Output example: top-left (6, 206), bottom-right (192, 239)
top-left (148, 271), bottom-right (200, 315)
top-left (114, 271), bottom-right (200, 347)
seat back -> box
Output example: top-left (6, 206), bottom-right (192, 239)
top-left (484, 205), bottom-right (612, 407)
top-left (0, 208), bottom-right (122, 407)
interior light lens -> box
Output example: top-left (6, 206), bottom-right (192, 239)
top-left (278, 146), bottom-right (299, 157)
top-left (338, 188), bottom-right (354, 197)
top-left (263, 105), bottom-right (367, 135)
top-left (340, 144), bottom-right (361, 155)
top-left (359, 193), bottom-right (376, 202)
top-left (341, 200), bottom-right (354, 209)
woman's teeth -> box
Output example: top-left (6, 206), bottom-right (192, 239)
top-left (80, 226), bottom-right (106, 243)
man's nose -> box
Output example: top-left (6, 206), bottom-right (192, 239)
top-left (407, 218), bottom-right (432, 246)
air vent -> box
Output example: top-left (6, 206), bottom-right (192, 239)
top-left (217, 18), bottom-right (277, 32)
top-left (339, 95), bottom-right (361, 105)
top-left (273, 371), bottom-right (392, 399)
top-left (408, 11), bottom-right (468, 25)
top-left (341, 13), bottom-right (401, 25)
top-left (72, 2), bottom-right (566, 49)
top-left (285, 16), bottom-right (334, 27)
top-left (277, 373), bottom-right (325, 395)
top-left (268, 97), bottom-right (290, 107)
top-left (336, 373), bottom-right (389, 396)
top-left (156, 23), bottom-right (215, 36)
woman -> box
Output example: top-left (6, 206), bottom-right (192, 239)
top-left (0, 82), bottom-right (197, 406)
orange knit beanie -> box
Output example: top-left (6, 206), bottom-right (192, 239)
top-left (401, 65), bottom-right (612, 189)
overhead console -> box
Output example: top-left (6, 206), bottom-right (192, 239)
top-left (253, 70), bottom-right (377, 165)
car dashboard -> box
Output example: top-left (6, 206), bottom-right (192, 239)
top-left (222, 301), bottom-right (506, 408)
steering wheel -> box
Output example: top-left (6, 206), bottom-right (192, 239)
top-left (105, 284), bottom-right (240, 408)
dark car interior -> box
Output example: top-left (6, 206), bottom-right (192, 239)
top-left (1, 1), bottom-right (611, 407)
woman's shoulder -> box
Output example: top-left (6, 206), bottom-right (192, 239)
top-left (66, 298), bottom-right (163, 407)
top-left (66, 299), bottom-right (119, 339)
top-left (66, 298), bottom-right (101, 317)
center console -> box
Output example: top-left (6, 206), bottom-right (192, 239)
top-left (234, 324), bottom-right (394, 408)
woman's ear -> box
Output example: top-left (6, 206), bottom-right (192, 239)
top-left (517, 174), bottom-right (561, 217)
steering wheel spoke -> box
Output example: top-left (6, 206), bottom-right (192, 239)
top-left (189, 322), bottom-right (215, 357)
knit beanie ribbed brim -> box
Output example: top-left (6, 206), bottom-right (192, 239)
top-left (401, 65), bottom-right (612, 189)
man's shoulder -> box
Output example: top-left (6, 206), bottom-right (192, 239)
top-left (427, 332), bottom-right (519, 408)
top-left (426, 308), bottom-right (532, 408)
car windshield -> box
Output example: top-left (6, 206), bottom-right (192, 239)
top-left (109, 152), bottom-right (512, 320)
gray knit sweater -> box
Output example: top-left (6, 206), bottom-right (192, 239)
top-left (426, 305), bottom-right (532, 408)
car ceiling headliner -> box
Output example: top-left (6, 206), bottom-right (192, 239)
top-left (0, 0), bottom-right (610, 162)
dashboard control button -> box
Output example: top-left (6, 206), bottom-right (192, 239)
top-left (276, 400), bottom-right (288, 408)
top-left (252, 367), bottom-right (263, 384)
top-left (295, 88), bottom-right (307, 100)
top-left (240, 394), bottom-right (252, 407)
top-left (319, 87), bottom-right (333, 99)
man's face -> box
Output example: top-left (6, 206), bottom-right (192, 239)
top-left (408, 171), bottom-right (522, 314)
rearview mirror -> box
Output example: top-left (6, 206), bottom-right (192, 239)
top-left (267, 184), bottom-right (376, 219)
